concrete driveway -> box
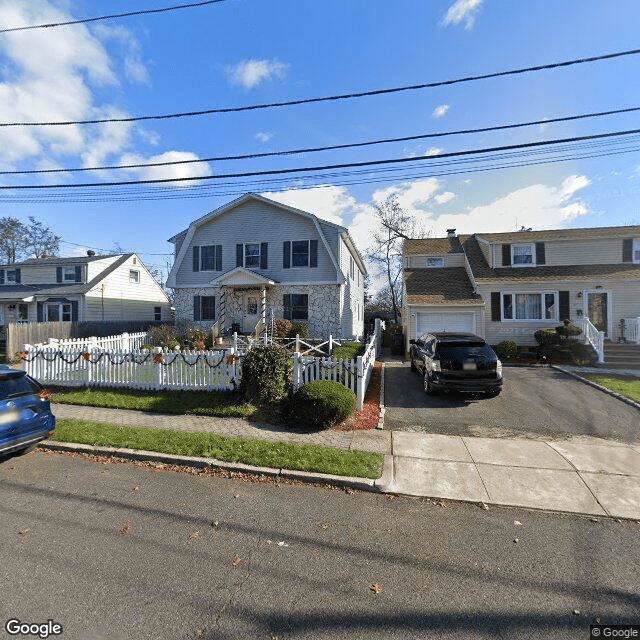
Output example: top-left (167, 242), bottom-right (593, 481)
top-left (383, 358), bottom-right (640, 444)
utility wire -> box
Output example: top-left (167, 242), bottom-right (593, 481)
top-left (1, 47), bottom-right (639, 127)
top-left (2, 106), bottom-right (640, 177)
top-left (0, 1), bottom-right (226, 34)
top-left (1, 127), bottom-right (639, 190)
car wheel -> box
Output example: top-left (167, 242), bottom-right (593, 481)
top-left (410, 357), bottom-right (418, 372)
top-left (424, 373), bottom-right (435, 395)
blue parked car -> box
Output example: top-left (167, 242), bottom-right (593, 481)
top-left (0, 365), bottom-right (55, 456)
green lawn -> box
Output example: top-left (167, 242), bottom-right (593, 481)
top-left (52, 419), bottom-right (383, 479)
top-left (585, 375), bottom-right (640, 403)
top-left (51, 387), bottom-right (256, 418)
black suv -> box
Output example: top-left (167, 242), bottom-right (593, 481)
top-left (409, 332), bottom-right (503, 397)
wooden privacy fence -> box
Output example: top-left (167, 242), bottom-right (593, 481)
top-left (23, 347), bottom-right (239, 392)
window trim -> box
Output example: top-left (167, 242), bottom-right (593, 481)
top-left (292, 240), bottom-right (310, 268)
top-left (199, 296), bottom-right (216, 321)
top-left (154, 306), bottom-right (162, 322)
top-left (242, 242), bottom-right (261, 269)
top-left (45, 302), bottom-right (73, 322)
top-left (6, 269), bottom-right (19, 284)
top-left (129, 269), bottom-right (140, 284)
top-left (511, 243), bottom-right (535, 267)
top-left (62, 267), bottom-right (77, 282)
top-left (501, 291), bottom-right (558, 322)
top-left (283, 293), bottom-right (309, 321)
top-left (634, 238), bottom-right (640, 263)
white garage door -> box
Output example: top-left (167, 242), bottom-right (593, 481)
top-left (416, 312), bottom-right (474, 336)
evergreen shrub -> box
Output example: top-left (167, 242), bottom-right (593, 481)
top-left (291, 380), bottom-right (356, 430)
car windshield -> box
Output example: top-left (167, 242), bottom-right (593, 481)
top-left (0, 375), bottom-right (39, 400)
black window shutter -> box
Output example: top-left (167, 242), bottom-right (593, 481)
top-left (309, 240), bottom-right (318, 268)
top-left (283, 294), bottom-right (291, 320)
top-left (622, 238), bottom-right (633, 262)
top-left (75, 265), bottom-right (82, 282)
top-left (193, 295), bottom-right (201, 321)
top-left (535, 242), bottom-right (546, 265)
top-left (193, 246), bottom-right (200, 272)
top-left (236, 244), bottom-right (243, 268)
top-left (71, 301), bottom-right (79, 322)
top-left (14, 268), bottom-right (20, 284)
top-left (260, 242), bottom-right (268, 269)
top-left (37, 303), bottom-right (43, 322)
top-left (502, 244), bottom-right (511, 266)
top-left (491, 292), bottom-right (501, 321)
top-left (56, 267), bottom-right (62, 283)
top-left (0, 269), bottom-right (4, 285)
top-left (215, 245), bottom-right (222, 271)
top-left (283, 241), bottom-right (291, 269)
top-left (559, 291), bottom-right (570, 321)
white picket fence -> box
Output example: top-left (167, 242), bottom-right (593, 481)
top-left (24, 347), bottom-right (238, 392)
top-left (24, 320), bottom-right (384, 407)
top-left (33, 331), bottom-right (148, 352)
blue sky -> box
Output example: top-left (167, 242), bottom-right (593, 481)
top-left (1, 0), bottom-right (640, 283)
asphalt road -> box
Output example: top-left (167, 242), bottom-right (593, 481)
top-left (1, 450), bottom-right (639, 640)
top-left (384, 361), bottom-right (640, 443)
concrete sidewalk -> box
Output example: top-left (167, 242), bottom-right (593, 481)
top-left (50, 402), bottom-right (640, 521)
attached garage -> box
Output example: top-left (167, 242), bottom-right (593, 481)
top-left (416, 311), bottom-right (475, 336)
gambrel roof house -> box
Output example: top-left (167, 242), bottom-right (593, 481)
top-left (0, 253), bottom-right (171, 330)
top-left (166, 193), bottom-right (367, 339)
top-left (403, 225), bottom-right (640, 352)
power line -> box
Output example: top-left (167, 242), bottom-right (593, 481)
top-left (0, 1), bottom-right (226, 34)
top-left (1, 127), bottom-right (639, 191)
top-left (2, 106), bottom-right (640, 177)
top-left (2, 47), bottom-right (639, 127)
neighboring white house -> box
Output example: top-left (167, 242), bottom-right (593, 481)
top-left (166, 193), bottom-right (367, 338)
top-left (0, 253), bottom-right (171, 330)
top-left (403, 225), bottom-right (640, 348)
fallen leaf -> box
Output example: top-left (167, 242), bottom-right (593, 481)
top-left (133, 486), bottom-right (139, 491)
top-left (480, 502), bottom-right (490, 510)
top-left (513, 538), bottom-right (519, 544)
top-left (589, 517), bottom-right (599, 523)
top-left (370, 583), bottom-right (383, 594)
top-left (345, 488), bottom-right (354, 495)
top-left (188, 532), bottom-right (199, 540)
top-left (234, 494), bottom-right (240, 499)
top-left (514, 520), bottom-right (523, 526)
top-left (232, 554), bottom-right (242, 568)
top-left (277, 541), bottom-right (289, 547)
top-left (386, 495), bottom-right (396, 502)
top-left (120, 522), bottom-right (132, 535)
top-left (435, 499), bottom-right (447, 508)
top-left (318, 522), bottom-right (331, 530)
top-left (18, 528), bottom-right (30, 535)
top-left (211, 520), bottom-right (220, 528)
top-left (194, 629), bottom-right (205, 638)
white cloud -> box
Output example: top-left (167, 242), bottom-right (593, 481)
top-left (255, 132), bottom-right (273, 144)
top-left (425, 147), bottom-right (443, 157)
top-left (94, 24), bottom-right (151, 85)
top-left (435, 191), bottom-right (456, 204)
top-left (119, 151), bottom-right (211, 186)
top-left (442, 0), bottom-right (483, 29)
top-left (226, 59), bottom-right (289, 89)
top-left (433, 104), bottom-right (450, 119)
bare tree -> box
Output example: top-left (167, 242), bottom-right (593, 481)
top-left (0, 216), bottom-right (60, 262)
top-left (366, 195), bottom-right (431, 323)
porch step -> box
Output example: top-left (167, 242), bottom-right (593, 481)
top-left (601, 342), bottom-right (640, 369)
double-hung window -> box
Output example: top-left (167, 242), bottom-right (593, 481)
top-left (512, 244), bottom-right (534, 266)
top-left (62, 267), bottom-right (77, 282)
top-left (244, 243), bottom-right (260, 268)
top-left (194, 295), bottom-right (216, 321)
top-left (283, 240), bottom-right (317, 268)
top-left (293, 241), bottom-right (310, 267)
top-left (283, 294), bottom-right (308, 321)
top-left (502, 292), bottom-right (556, 321)
top-left (194, 245), bottom-right (222, 272)
top-left (46, 302), bottom-right (73, 322)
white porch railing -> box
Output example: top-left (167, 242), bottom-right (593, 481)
top-left (574, 316), bottom-right (605, 363)
top-left (621, 317), bottom-right (640, 344)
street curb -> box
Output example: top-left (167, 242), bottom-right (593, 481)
top-left (39, 440), bottom-right (384, 494)
top-left (552, 365), bottom-right (640, 411)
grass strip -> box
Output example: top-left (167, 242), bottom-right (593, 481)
top-left (51, 387), bottom-right (255, 418)
top-left (53, 419), bottom-right (383, 479)
top-left (584, 375), bottom-right (640, 403)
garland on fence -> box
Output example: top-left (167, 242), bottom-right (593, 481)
top-left (21, 350), bottom-right (237, 369)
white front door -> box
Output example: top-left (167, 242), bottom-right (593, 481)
top-left (242, 292), bottom-right (259, 333)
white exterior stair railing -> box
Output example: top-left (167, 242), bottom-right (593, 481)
top-left (574, 316), bottom-right (605, 363)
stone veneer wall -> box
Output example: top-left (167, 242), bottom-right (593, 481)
top-left (173, 284), bottom-right (345, 337)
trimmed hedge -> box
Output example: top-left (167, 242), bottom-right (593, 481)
top-left (495, 340), bottom-right (518, 359)
top-left (331, 341), bottom-right (365, 361)
top-left (291, 380), bottom-right (356, 430)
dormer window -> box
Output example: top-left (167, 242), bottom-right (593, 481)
top-left (426, 257), bottom-right (444, 268)
top-left (512, 244), bottom-right (534, 266)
